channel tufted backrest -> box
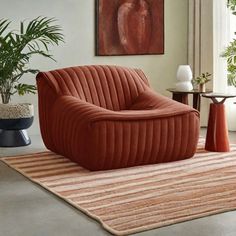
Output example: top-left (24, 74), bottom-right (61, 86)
top-left (37, 65), bottom-right (150, 110)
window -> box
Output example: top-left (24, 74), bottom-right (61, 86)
top-left (214, 0), bottom-right (236, 130)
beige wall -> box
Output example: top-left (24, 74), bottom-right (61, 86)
top-left (1, 0), bottom-right (189, 135)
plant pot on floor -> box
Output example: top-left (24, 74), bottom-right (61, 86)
top-left (0, 103), bottom-right (34, 147)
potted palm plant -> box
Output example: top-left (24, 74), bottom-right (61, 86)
top-left (0, 16), bottom-right (64, 146)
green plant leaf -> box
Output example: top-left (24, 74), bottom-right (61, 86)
top-left (193, 72), bottom-right (212, 85)
top-left (0, 19), bottom-right (11, 35)
top-left (0, 16), bottom-right (64, 103)
top-left (14, 83), bottom-right (37, 96)
top-left (222, 0), bottom-right (236, 86)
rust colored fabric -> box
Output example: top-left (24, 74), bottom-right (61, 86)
top-left (36, 65), bottom-right (200, 170)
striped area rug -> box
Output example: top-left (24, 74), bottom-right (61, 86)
top-left (2, 139), bottom-right (236, 235)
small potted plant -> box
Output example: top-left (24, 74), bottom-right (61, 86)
top-left (193, 72), bottom-right (212, 92)
top-left (0, 17), bottom-right (64, 146)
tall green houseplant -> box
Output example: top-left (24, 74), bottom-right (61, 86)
top-left (222, 0), bottom-right (236, 86)
top-left (0, 17), bottom-right (64, 104)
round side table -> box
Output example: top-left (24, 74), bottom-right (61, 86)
top-left (202, 93), bottom-right (236, 152)
top-left (167, 88), bottom-right (212, 112)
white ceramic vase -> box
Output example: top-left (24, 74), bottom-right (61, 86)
top-left (176, 65), bottom-right (193, 91)
top-left (176, 81), bottom-right (193, 91)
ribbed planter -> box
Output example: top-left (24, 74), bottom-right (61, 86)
top-left (0, 103), bottom-right (34, 147)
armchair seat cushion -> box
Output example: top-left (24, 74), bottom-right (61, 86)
top-left (37, 65), bottom-right (199, 170)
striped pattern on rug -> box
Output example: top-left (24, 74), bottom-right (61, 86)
top-left (2, 139), bottom-right (236, 235)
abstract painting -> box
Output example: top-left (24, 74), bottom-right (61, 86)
top-left (96, 0), bottom-right (164, 56)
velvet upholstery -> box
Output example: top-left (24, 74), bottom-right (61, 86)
top-left (37, 65), bottom-right (199, 170)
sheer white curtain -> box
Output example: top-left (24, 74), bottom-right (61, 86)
top-left (213, 0), bottom-right (236, 130)
top-left (188, 0), bottom-right (214, 79)
top-left (213, 0), bottom-right (229, 93)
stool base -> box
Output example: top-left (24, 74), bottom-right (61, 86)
top-left (0, 129), bottom-right (31, 147)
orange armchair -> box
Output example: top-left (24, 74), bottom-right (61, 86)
top-left (37, 65), bottom-right (199, 170)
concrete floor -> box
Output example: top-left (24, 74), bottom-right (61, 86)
top-left (1, 130), bottom-right (236, 236)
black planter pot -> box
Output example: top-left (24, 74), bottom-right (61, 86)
top-left (0, 117), bottom-right (34, 147)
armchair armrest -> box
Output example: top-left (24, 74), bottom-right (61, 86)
top-left (130, 88), bottom-right (195, 109)
top-left (53, 94), bottom-right (198, 134)
top-left (52, 94), bottom-right (199, 127)
top-left (51, 96), bottom-right (111, 161)
top-left (52, 96), bottom-right (114, 123)
top-left (130, 88), bottom-right (199, 115)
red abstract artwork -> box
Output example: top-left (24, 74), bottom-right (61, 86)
top-left (96, 0), bottom-right (164, 56)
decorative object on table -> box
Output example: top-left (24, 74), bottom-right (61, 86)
top-left (0, 103), bottom-right (34, 146)
top-left (3, 139), bottom-right (236, 235)
top-left (37, 65), bottom-right (199, 171)
top-left (96, 0), bottom-right (164, 55)
top-left (175, 65), bottom-right (193, 91)
top-left (0, 17), bottom-right (64, 147)
top-left (202, 93), bottom-right (236, 152)
top-left (193, 72), bottom-right (212, 92)
top-left (167, 88), bottom-right (212, 112)
top-left (222, 0), bottom-right (236, 87)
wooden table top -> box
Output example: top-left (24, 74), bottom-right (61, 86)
top-left (202, 93), bottom-right (236, 98)
top-left (202, 93), bottom-right (236, 104)
top-left (167, 88), bottom-right (212, 94)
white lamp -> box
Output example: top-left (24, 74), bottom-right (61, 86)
top-left (176, 65), bottom-right (193, 91)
